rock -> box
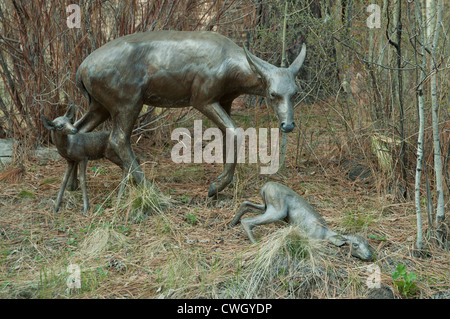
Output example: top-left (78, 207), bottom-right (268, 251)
top-left (0, 138), bottom-right (14, 156)
top-left (341, 159), bottom-right (372, 182)
top-left (0, 138), bottom-right (15, 166)
top-left (0, 157), bottom-right (12, 166)
top-left (367, 284), bottom-right (395, 299)
top-left (0, 139), bottom-right (60, 165)
top-left (34, 145), bottom-right (60, 161)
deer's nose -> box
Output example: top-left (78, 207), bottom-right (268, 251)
top-left (71, 128), bottom-right (78, 134)
top-left (280, 122), bottom-right (295, 133)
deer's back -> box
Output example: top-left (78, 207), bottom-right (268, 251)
top-left (76, 31), bottom-right (252, 108)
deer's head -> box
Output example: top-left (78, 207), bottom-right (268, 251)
top-left (243, 44), bottom-right (306, 133)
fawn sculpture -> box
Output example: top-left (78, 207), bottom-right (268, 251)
top-left (230, 182), bottom-right (374, 261)
top-left (42, 106), bottom-right (128, 215)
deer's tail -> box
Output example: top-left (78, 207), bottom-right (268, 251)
top-left (76, 69), bottom-right (91, 106)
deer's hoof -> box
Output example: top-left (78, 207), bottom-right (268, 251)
top-left (81, 206), bottom-right (89, 216)
top-left (208, 177), bottom-right (233, 197)
top-left (208, 183), bottom-right (218, 197)
top-left (228, 221), bottom-right (237, 227)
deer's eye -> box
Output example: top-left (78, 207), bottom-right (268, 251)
top-left (353, 243), bottom-right (359, 248)
top-left (56, 125), bottom-right (64, 130)
top-left (269, 92), bottom-right (277, 99)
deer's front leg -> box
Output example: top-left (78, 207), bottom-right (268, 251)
top-left (198, 102), bottom-right (240, 197)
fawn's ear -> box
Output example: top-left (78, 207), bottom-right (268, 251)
top-left (65, 105), bottom-right (76, 120)
top-left (328, 234), bottom-right (346, 246)
top-left (41, 115), bottom-right (55, 130)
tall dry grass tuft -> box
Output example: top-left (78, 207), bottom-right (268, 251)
top-left (121, 180), bottom-right (173, 223)
top-left (223, 226), bottom-right (353, 298)
top-left (0, 165), bottom-right (24, 183)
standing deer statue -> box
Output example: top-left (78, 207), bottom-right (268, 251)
top-left (42, 105), bottom-right (128, 215)
top-left (71, 31), bottom-right (306, 197)
top-left (230, 182), bottom-right (374, 261)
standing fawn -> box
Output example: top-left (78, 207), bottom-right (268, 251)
top-left (42, 105), bottom-right (128, 215)
top-left (230, 182), bottom-right (374, 261)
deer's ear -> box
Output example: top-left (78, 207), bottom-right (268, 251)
top-left (41, 115), bottom-right (55, 130)
top-left (65, 105), bottom-right (76, 120)
top-left (329, 234), bottom-right (346, 246)
top-left (288, 43), bottom-right (306, 76)
top-left (243, 46), bottom-right (268, 80)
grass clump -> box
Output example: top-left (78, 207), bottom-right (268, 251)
top-left (126, 182), bottom-right (172, 221)
top-left (342, 208), bottom-right (375, 231)
top-left (18, 189), bottom-right (35, 199)
top-left (283, 229), bottom-right (311, 261)
top-left (224, 226), bottom-right (329, 298)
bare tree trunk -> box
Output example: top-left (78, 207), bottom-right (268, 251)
top-left (279, 0), bottom-right (289, 170)
top-left (414, 0), bottom-right (427, 251)
top-left (430, 0), bottom-right (445, 242)
top-left (387, 0), bottom-right (407, 194)
top-left (426, 0), bottom-right (436, 44)
top-left (395, 0), bottom-right (407, 193)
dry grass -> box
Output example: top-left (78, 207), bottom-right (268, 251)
top-left (0, 166), bottom-right (24, 184)
top-left (0, 102), bottom-right (449, 299)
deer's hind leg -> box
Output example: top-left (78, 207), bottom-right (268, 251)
top-left (105, 145), bottom-right (127, 202)
top-left (109, 103), bottom-right (150, 190)
top-left (240, 205), bottom-right (288, 243)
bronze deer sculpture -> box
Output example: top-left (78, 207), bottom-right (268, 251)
top-left (42, 105), bottom-right (128, 215)
top-left (230, 182), bottom-right (374, 261)
top-left (72, 31), bottom-right (306, 197)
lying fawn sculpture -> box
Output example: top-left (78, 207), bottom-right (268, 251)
top-left (230, 182), bottom-right (374, 261)
top-left (42, 105), bottom-right (127, 215)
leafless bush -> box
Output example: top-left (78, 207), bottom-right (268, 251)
top-left (0, 0), bottom-right (258, 145)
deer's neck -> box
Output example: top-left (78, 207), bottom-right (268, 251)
top-left (241, 73), bottom-right (266, 96)
top-left (51, 131), bottom-right (70, 158)
top-left (229, 56), bottom-right (266, 97)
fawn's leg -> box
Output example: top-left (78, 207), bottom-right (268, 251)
top-left (79, 158), bottom-right (90, 215)
top-left (241, 205), bottom-right (287, 243)
top-left (229, 201), bottom-right (265, 227)
top-left (55, 161), bottom-right (75, 213)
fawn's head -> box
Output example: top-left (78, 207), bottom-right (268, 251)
top-left (329, 233), bottom-right (374, 261)
top-left (343, 234), bottom-right (374, 261)
top-left (42, 105), bottom-right (78, 135)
